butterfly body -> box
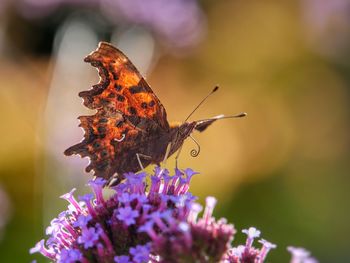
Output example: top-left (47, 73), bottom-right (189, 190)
top-left (65, 42), bottom-right (243, 182)
top-left (119, 122), bottom-right (197, 176)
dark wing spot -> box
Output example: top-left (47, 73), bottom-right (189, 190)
top-left (100, 98), bottom-right (109, 106)
top-left (114, 84), bottom-right (122, 91)
top-left (99, 118), bottom-right (108, 123)
top-left (149, 100), bottom-right (155, 107)
top-left (93, 141), bottom-right (101, 148)
top-left (101, 150), bottom-right (108, 158)
top-left (141, 102), bottom-right (148, 109)
top-left (129, 85), bottom-right (146, 94)
top-left (107, 93), bottom-right (115, 98)
top-left (128, 107), bottom-right (137, 115)
top-left (117, 95), bottom-right (125, 102)
top-left (98, 126), bottom-right (107, 134)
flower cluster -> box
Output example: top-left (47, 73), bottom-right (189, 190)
top-left (224, 227), bottom-right (275, 263)
top-left (287, 246), bottom-right (319, 263)
top-left (30, 167), bottom-right (318, 263)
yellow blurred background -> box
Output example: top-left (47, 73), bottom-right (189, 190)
top-left (0, 0), bottom-right (349, 262)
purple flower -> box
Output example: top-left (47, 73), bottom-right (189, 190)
top-left (138, 221), bottom-right (156, 239)
top-left (114, 255), bottom-right (132, 263)
top-left (258, 239), bottom-right (277, 263)
top-left (288, 246), bottom-right (319, 263)
top-left (77, 227), bottom-right (100, 249)
top-left (130, 244), bottom-right (150, 263)
top-left (124, 172), bottom-right (144, 185)
top-left (73, 214), bottom-right (92, 228)
top-left (60, 188), bottom-right (83, 214)
top-left (144, 193), bottom-right (235, 262)
top-left (30, 167), bottom-right (318, 263)
top-left (116, 206), bottom-right (140, 226)
top-left (183, 168), bottom-right (199, 179)
top-left (118, 193), bottom-right (134, 204)
top-left (88, 178), bottom-right (106, 204)
top-left (203, 196), bottom-right (217, 223)
top-left (242, 227), bottom-right (261, 249)
top-left (58, 248), bottom-right (82, 263)
top-left (223, 227), bottom-right (277, 263)
top-left (30, 239), bottom-right (55, 260)
top-left (78, 193), bottom-right (96, 216)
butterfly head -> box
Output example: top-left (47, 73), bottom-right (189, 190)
top-left (168, 112), bottom-right (247, 159)
top-left (169, 122), bottom-right (197, 154)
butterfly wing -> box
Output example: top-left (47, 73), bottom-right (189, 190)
top-left (65, 42), bottom-right (169, 180)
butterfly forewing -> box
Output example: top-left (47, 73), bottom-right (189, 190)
top-left (65, 42), bottom-right (169, 180)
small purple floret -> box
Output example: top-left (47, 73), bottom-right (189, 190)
top-left (60, 188), bottom-right (82, 213)
top-left (58, 248), bottom-right (82, 263)
top-left (29, 239), bottom-right (55, 259)
top-left (130, 244), bottom-right (151, 263)
top-left (288, 246), bottom-right (318, 263)
top-left (117, 206), bottom-right (139, 226)
top-left (77, 227), bottom-right (99, 249)
top-left (73, 214), bottom-right (92, 228)
top-left (88, 178), bottom-right (106, 204)
top-left (118, 193), bottom-right (134, 204)
top-left (183, 168), bottom-right (199, 179)
top-left (114, 255), bottom-right (132, 263)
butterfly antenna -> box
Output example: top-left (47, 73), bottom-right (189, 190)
top-left (183, 86), bottom-right (219, 123)
top-left (217, 112), bottom-right (247, 119)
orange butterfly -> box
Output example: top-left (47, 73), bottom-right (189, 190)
top-left (65, 42), bottom-right (246, 184)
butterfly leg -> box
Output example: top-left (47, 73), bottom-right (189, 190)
top-left (161, 143), bottom-right (172, 167)
top-left (108, 174), bottom-right (123, 187)
top-left (175, 144), bottom-right (183, 169)
top-left (136, 153), bottom-right (152, 171)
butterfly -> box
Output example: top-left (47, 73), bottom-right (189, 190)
top-left (64, 42), bottom-right (246, 184)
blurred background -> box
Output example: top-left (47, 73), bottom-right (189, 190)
top-left (0, 0), bottom-right (349, 262)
